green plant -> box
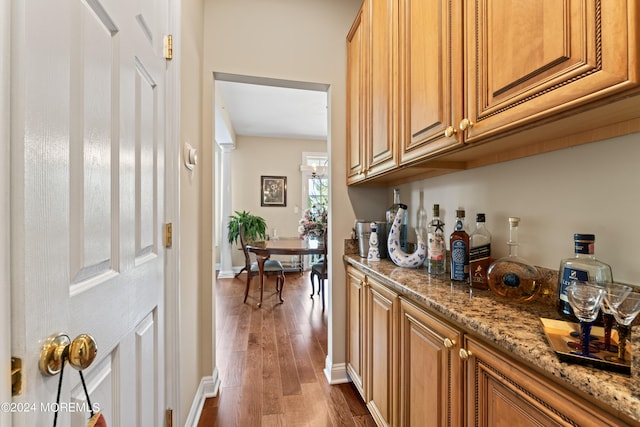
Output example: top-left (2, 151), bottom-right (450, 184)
top-left (227, 210), bottom-right (267, 245)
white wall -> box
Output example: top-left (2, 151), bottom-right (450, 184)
top-left (180, 0), bottom-right (211, 425)
top-left (203, 0), bottom-right (367, 379)
top-left (229, 135), bottom-right (326, 266)
top-left (393, 132), bottom-right (640, 285)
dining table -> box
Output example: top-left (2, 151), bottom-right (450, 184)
top-left (246, 237), bottom-right (325, 307)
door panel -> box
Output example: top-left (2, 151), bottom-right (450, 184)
top-left (465, 0), bottom-right (638, 142)
top-left (398, 0), bottom-right (464, 164)
top-left (69, 357), bottom-right (114, 426)
top-left (11, 0), bottom-right (167, 425)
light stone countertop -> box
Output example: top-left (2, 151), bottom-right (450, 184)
top-left (343, 254), bottom-right (640, 425)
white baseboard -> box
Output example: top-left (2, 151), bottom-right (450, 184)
top-left (217, 269), bottom-right (235, 279)
top-left (324, 356), bottom-right (349, 385)
top-left (184, 368), bottom-right (221, 427)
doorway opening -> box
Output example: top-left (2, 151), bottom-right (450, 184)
top-left (212, 72), bottom-right (330, 276)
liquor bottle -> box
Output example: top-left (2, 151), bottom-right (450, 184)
top-left (487, 217), bottom-right (542, 303)
top-left (469, 213), bottom-right (491, 289)
top-left (386, 188), bottom-right (408, 255)
top-left (557, 234), bottom-right (613, 321)
top-left (426, 204), bottom-right (446, 275)
top-left (450, 209), bottom-right (469, 282)
top-left (416, 191), bottom-right (428, 244)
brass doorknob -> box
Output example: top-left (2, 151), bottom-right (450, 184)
top-left (68, 334), bottom-right (98, 370)
top-left (443, 338), bottom-right (455, 349)
top-left (40, 333), bottom-right (98, 376)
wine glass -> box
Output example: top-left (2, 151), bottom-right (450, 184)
top-left (601, 282), bottom-right (633, 352)
top-left (566, 282), bottom-right (605, 358)
top-left (607, 292), bottom-right (640, 363)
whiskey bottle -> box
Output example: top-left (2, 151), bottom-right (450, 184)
top-left (557, 234), bottom-right (613, 321)
top-left (426, 204), bottom-right (446, 275)
top-left (469, 213), bottom-right (491, 290)
top-left (450, 209), bottom-right (469, 282)
top-left (386, 189), bottom-right (408, 256)
top-left (487, 217), bottom-right (542, 303)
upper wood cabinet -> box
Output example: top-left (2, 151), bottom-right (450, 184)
top-left (398, 0), bottom-right (465, 164)
top-left (346, 6), bottom-right (366, 183)
top-left (349, 0), bottom-right (640, 185)
top-left (347, 0), bottom-right (399, 184)
top-left (463, 0), bottom-right (639, 144)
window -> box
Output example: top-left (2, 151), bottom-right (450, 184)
top-left (301, 152), bottom-right (328, 268)
top-left (301, 152), bottom-right (328, 210)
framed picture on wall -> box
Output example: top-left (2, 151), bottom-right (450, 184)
top-left (261, 175), bottom-right (287, 207)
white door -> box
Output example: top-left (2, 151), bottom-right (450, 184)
top-left (10, 0), bottom-right (169, 425)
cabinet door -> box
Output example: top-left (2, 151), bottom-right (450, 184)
top-left (464, 0), bottom-right (640, 143)
top-left (366, 277), bottom-right (398, 427)
top-left (399, 299), bottom-right (464, 427)
top-left (346, 266), bottom-right (366, 398)
top-left (366, 0), bottom-right (398, 178)
top-left (346, 6), bottom-right (367, 184)
top-left (464, 337), bottom-right (625, 427)
top-left (398, 0), bottom-right (464, 165)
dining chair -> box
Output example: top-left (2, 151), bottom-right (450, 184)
top-left (310, 232), bottom-right (328, 311)
top-left (238, 224), bottom-right (286, 304)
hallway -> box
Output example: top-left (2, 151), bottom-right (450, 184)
top-left (198, 271), bottom-right (374, 426)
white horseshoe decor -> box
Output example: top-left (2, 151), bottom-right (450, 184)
top-left (387, 204), bottom-right (426, 268)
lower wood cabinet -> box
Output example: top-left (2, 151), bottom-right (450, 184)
top-left (464, 336), bottom-right (625, 427)
top-left (345, 265), bottom-right (633, 427)
top-left (366, 277), bottom-right (398, 427)
top-left (399, 298), bottom-right (463, 426)
top-left (346, 266), bottom-right (366, 397)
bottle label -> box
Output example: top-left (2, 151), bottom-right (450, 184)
top-left (451, 240), bottom-right (468, 280)
top-left (574, 241), bottom-right (595, 255)
top-left (469, 258), bottom-right (491, 288)
top-left (558, 267), bottom-right (589, 302)
top-left (469, 243), bottom-right (490, 261)
top-left (454, 219), bottom-right (463, 231)
top-left (428, 233), bottom-right (445, 260)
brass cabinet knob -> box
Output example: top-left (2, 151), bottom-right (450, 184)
top-left (459, 348), bottom-right (472, 360)
top-left (459, 118), bottom-right (473, 131)
top-left (443, 338), bottom-right (455, 349)
top-left (444, 126), bottom-right (457, 138)
top-left (40, 333), bottom-right (98, 376)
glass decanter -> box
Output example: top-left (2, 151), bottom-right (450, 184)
top-left (487, 217), bottom-right (542, 303)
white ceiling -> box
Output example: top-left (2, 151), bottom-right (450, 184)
top-left (215, 78), bottom-right (329, 143)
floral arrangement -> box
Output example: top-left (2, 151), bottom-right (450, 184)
top-left (298, 204), bottom-right (327, 239)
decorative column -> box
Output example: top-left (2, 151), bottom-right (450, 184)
top-left (217, 144), bottom-right (235, 278)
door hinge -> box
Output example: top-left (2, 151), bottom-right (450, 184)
top-left (165, 408), bottom-right (173, 427)
top-left (164, 223), bottom-right (173, 248)
top-left (11, 357), bottom-right (22, 396)
top-left (164, 34), bottom-right (173, 60)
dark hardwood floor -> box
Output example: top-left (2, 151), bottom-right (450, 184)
top-left (198, 270), bottom-right (375, 426)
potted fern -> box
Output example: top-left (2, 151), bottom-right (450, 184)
top-left (227, 210), bottom-right (268, 245)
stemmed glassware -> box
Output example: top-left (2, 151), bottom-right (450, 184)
top-left (606, 292), bottom-right (640, 363)
top-left (601, 282), bottom-right (633, 352)
top-left (565, 282), bottom-right (606, 359)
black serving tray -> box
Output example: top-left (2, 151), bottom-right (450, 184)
top-left (540, 318), bottom-right (631, 374)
